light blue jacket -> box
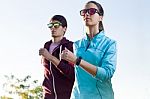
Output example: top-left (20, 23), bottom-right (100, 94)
top-left (71, 31), bottom-right (117, 99)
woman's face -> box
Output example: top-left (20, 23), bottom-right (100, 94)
top-left (82, 3), bottom-right (102, 27)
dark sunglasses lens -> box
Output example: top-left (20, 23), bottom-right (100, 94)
top-left (80, 8), bottom-right (98, 16)
top-left (80, 9), bottom-right (87, 16)
top-left (88, 8), bottom-right (96, 15)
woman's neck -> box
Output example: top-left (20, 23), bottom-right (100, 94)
top-left (86, 26), bottom-right (99, 39)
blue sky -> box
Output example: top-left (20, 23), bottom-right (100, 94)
top-left (0, 0), bottom-right (150, 98)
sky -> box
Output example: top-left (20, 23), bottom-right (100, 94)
top-left (0, 0), bottom-right (150, 98)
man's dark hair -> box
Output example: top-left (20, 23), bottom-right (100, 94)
top-left (51, 15), bottom-right (67, 28)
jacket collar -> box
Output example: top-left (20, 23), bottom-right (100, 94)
top-left (45, 37), bottom-right (69, 50)
top-left (49, 37), bottom-right (68, 45)
top-left (85, 30), bottom-right (105, 41)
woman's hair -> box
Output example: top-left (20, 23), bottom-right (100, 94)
top-left (51, 15), bottom-right (67, 28)
top-left (86, 1), bottom-right (104, 31)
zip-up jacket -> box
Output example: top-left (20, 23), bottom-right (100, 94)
top-left (71, 31), bottom-right (117, 99)
top-left (42, 37), bottom-right (75, 99)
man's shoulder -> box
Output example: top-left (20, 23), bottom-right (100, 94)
top-left (62, 37), bottom-right (73, 45)
top-left (44, 40), bottom-right (51, 48)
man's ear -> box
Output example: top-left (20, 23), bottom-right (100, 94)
top-left (63, 27), bottom-right (67, 35)
top-left (63, 27), bottom-right (67, 33)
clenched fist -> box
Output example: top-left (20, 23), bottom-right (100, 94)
top-left (61, 48), bottom-right (77, 64)
top-left (39, 48), bottom-right (52, 60)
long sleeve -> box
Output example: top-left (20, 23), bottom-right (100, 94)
top-left (95, 41), bottom-right (117, 81)
top-left (57, 42), bottom-right (75, 81)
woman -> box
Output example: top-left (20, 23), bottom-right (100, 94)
top-left (61, 1), bottom-right (117, 99)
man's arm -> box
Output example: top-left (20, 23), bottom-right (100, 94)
top-left (39, 47), bottom-right (74, 80)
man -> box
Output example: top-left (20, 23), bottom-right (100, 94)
top-left (39, 15), bottom-right (74, 99)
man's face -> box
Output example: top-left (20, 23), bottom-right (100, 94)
top-left (48, 20), bottom-right (66, 38)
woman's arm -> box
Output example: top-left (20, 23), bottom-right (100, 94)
top-left (61, 48), bottom-right (97, 76)
top-left (61, 41), bottom-right (117, 80)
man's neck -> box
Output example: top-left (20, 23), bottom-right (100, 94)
top-left (52, 36), bottom-right (63, 43)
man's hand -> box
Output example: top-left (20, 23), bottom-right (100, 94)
top-left (39, 48), bottom-right (52, 60)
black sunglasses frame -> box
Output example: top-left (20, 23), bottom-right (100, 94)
top-left (80, 8), bottom-right (101, 16)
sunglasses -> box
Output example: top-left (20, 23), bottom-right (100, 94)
top-left (47, 22), bottom-right (62, 28)
top-left (80, 8), bottom-right (101, 16)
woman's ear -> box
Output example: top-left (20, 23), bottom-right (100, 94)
top-left (99, 16), bottom-right (103, 22)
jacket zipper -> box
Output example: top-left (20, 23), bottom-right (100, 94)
top-left (50, 44), bottom-right (62, 99)
top-left (85, 41), bottom-right (91, 51)
top-left (50, 61), bottom-right (57, 99)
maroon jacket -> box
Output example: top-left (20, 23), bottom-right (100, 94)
top-left (42, 37), bottom-right (75, 99)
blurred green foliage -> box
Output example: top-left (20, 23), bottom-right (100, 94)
top-left (1, 74), bottom-right (43, 99)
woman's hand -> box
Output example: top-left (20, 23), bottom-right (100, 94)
top-left (61, 48), bottom-right (77, 64)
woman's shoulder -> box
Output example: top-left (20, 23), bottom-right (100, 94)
top-left (99, 30), bottom-right (116, 44)
top-left (105, 36), bottom-right (116, 44)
